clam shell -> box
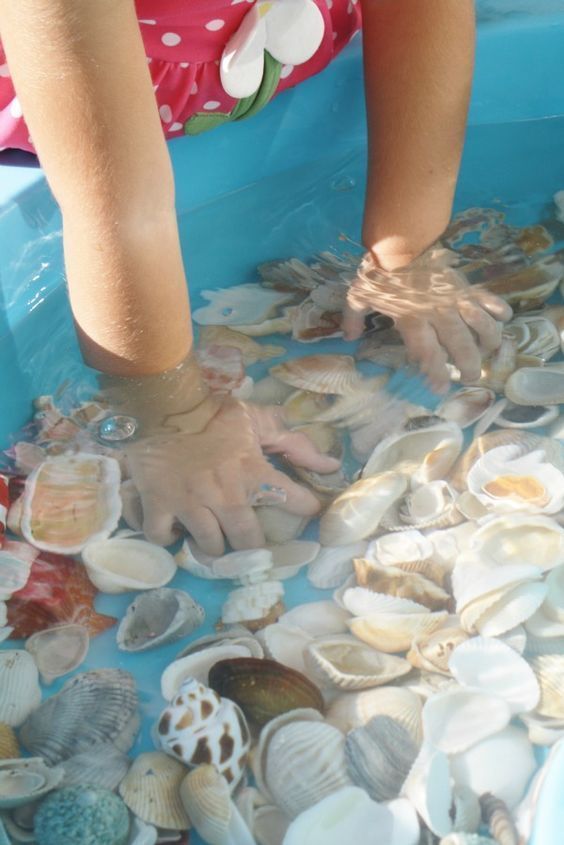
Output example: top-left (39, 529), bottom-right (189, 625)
top-left (482, 259), bottom-right (562, 308)
top-left (20, 669), bottom-right (139, 764)
top-left (20, 455), bottom-right (121, 554)
top-left (0, 725), bottom-right (19, 760)
top-left (479, 793), bottom-right (519, 845)
top-left (208, 657), bottom-right (324, 725)
top-left (530, 654), bottom-right (564, 719)
top-left (277, 600), bottom-right (350, 636)
top-left (402, 745), bottom-right (452, 837)
top-left (381, 480), bottom-right (463, 532)
top-left (82, 538), bottom-right (177, 594)
top-left (161, 644), bottom-right (255, 700)
top-left (448, 636), bottom-right (540, 714)
top-left (0, 758), bottom-right (64, 810)
top-left (179, 765), bottom-right (231, 845)
top-left (303, 635), bottom-right (411, 690)
top-left (25, 623), bottom-right (89, 684)
top-left (345, 715), bottom-right (419, 801)
top-left (421, 688), bottom-right (511, 753)
top-left (198, 326), bottom-right (286, 364)
top-left (407, 627), bottom-right (469, 675)
top-left (319, 472), bottom-right (408, 546)
top-left (354, 559), bottom-right (451, 611)
top-left (211, 549), bottom-right (273, 583)
top-left (257, 623), bottom-right (313, 674)
top-left (426, 523), bottom-right (476, 571)
top-left (437, 387), bottom-right (497, 429)
top-left (270, 355), bottom-right (363, 395)
top-left (253, 708), bottom-right (323, 798)
top-left (118, 751), bottom-right (190, 829)
top-left (349, 610), bottom-right (449, 653)
top-left (253, 804), bottom-right (290, 845)
top-left (325, 686), bottom-right (423, 744)
top-left (341, 587), bottom-right (428, 617)
top-left (307, 542), bottom-right (367, 589)
top-left (363, 421), bottom-right (463, 485)
top-left (117, 588), bottom-right (204, 652)
top-left (174, 538), bottom-right (217, 579)
top-left (0, 651), bottom-right (41, 728)
top-left (221, 581), bottom-right (285, 631)
top-left (543, 563), bottom-right (564, 622)
top-left (60, 743), bottom-right (130, 791)
top-left (477, 333), bottom-right (519, 393)
top-left (469, 581), bottom-right (548, 638)
top-left (505, 362), bottom-right (564, 405)
top-left (470, 513), bottom-right (564, 571)
top-left (452, 556), bottom-right (542, 612)
top-left (193, 284), bottom-right (293, 326)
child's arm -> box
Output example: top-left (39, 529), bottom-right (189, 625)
top-left (0, 0), bottom-right (191, 377)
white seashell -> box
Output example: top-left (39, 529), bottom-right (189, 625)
top-left (127, 817), bottom-right (158, 845)
top-left (198, 325), bottom-right (286, 364)
top-left (175, 538), bottom-right (217, 579)
top-left (363, 421), bottom-right (463, 485)
top-left (282, 787), bottom-right (420, 845)
top-left (0, 651), bottom-right (41, 728)
top-left (439, 836), bottom-right (496, 845)
top-left (257, 623), bottom-right (313, 675)
top-left (367, 529), bottom-right (434, 567)
top-left (303, 635), bottom-right (411, 690)
top-left (250, 376), bottom-right (295, 406)
top-left (277, 601), bottom-right (350, 636)
top-left (449, 725), bottom-right (536, 809)
top-left (117, 588), bottom-right (204, 652)
top-left (402, 744), bottom-right (452, 837)
top-left (253, 708), bottom-right (323, 798)
top-left (452, 557), bottom-right (542, 612)
top-left (0, 757), bottom-right (64, 810)
top-left (407, 627), bottom-right (469, 675)
top-left (0, 551), bottom-right (32, 601)
top-left (179, 765), bottom-right (255, 845)
top-left (175, 626), bottom-right (264, 660)
top-left (25, 623), bottom-right (89, 684)
top-left (520, 711), bottom-right (564, 746)
top-left (542, 563), bottom-right (564, 623)
top-left (290, 298), bottom-right (343, 343)
top-left (345, 715), bottom-right (419, 801)
top-left (61, 743), bottom-right (130, 790)
top-left (193, 284), bottom-right (293, 326)
top-left (282, 389), bottom-right (334, 426)
top-left (402, 669), bottom-right (458, 701)
top-left (342, 587), bottom-right (428, 617)
top-left (270, 355), bottom-right (363, 395)
top-left (529, 654), bottom-right (564, 720)
top-left (479, 792), bottom-right (519, 845)
top-left (118, 751), bottom-right (190, 829)
top-left (221, 581), bottom-right (285, 631)
top-left (212, 549), bottom-right (273, 583)
top-left (254, 804), bottom-right (290, 845)
top-left (353, 559), bottom-right (451, 611)
top-left (349, 611), bottom-right (449, 654)
top-left (426, 522), bottom-right (476, 570)
top-left (255, 507), bottom-right (309, 545)
top-left (451, 786), bottom-right (482, 834)
top-left (499, 624), bottom-right (527, 654)
top-left (82, 538), bottom-right (177, 593)
top-left (307, 542), bottom-right (367, 589)
top-left (269, 541), bottom-right (320, 580)
top-left (473, 581), bottom-right (548, 638)
top-left (448, 636), bottom-right (539, 714)
top-left (477, 333), bottom-right (519, 393)
top-left (161, 644), bottom-right (254, 699)
top-left (506, 314), bottom-right (560, 360)
top-left (325, 686), bottom-right (422, 743)
top-left (470, 513), bottom-right (564, 571)
top-left (505, 361), bottom-right (564, 405)
top-left (421, 688), bottom-right (511, 753)
top-left (495, 401), bottom-right (558, 430)
top-left (437, 387), bottom-right (497, 429)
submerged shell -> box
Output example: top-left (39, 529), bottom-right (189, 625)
top-left (255, 507), bottom-right (310, 545)
top-left (82, 538), bottom-right (177, 594)
top-left (308, 542), bottom-right (367, 589)
top-left (495, 402), bottom-right (558, 429)
top-left (208, 657), bottom-right (324, 725)
top-left (221, 581), bottom-right (285, 631)
top-left (118, 751), bottom-right (190, 829)
top-left (325, 686), bottom-right (423, 744)
top-left (20, 455), bottom-right (121, 553)
top-left (530, 654), bottom-right (564, 719)
top-left (25, 623), bottom-right (89, 684)
top-left (193, 284), bottom-right (293, 326)
top-left (437, 388), bottom-right (497, 429)
top-left (61, 743), bottom-right (130, 791)
top-left (198, 325), bottom-right (286, 364)
top-left (402, 745), bottom-right (452, 837)
top-left (354, 558), bottom-right (451, 611)
top-left (0, 651), bottom-right (41, 728)
top-left (0, 724), bottom-right (20, 760)
top-left (469, 513), bottom-right (564, 571)
top-left (303, 635), bottom-right (411, 690)
top-left (505, 362), bottom-right (564, 406)
top-left (381, 480), bottom-right (463, 532)
top-left (270, 355), bottom-right (363, 395)
top-left (422, 688), bottom-right (512, 754)
top-left (479, 793), bottom-right (519, 845)
top-left (179, 765), bottom-right (231, 845)
top-left (345, 715), bottom-right (419, 802)
top-left (20, 668), bottom-right (139, 764)
top-left (161, 644), bottom-right (256, 699)
top-left (0, 757), bottom-right (64, 809)
top-left (278, 600), bottom-right (351, 636)
top-left (0, 551), bottom-right (32, 602)
top-left (349, 610), bottom-right (449, 654)
top-left (34, 786), bottom-right (130, 845)
top-left (407, 627), bottom-right (469, 675)
top-left (363, 421), bottom-right (464, 484)
top-left (258, 623), bottom-right (313, 674)
top-left (117, 588), bottom-right (204, 652)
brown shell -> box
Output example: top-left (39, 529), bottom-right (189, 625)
top-left (479, 792), bottom-right (518, 845)
top-left (354, 559), bottom-right (452, 612)
top-left (0, 722), bottom-right (20, 759)
top-left (208, 657), bottom-right (324, 726)
top-left (515, 226), bottom-right (553, 255)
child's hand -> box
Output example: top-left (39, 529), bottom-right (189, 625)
top-left (342, 245), bottom-right (512, 393)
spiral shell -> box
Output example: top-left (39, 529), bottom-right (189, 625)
top-left (479, 793), bottom-right (518, 845)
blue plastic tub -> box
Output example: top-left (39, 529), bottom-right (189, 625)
top-left (1, 1), bottom-right (564, 842)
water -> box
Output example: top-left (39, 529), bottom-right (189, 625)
top-left (3, 114), bottom-right (564, 842)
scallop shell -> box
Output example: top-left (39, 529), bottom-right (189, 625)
top-left (448, 636), bottom-right (540, 714)
top-left (253, 708), bottom-right (323, 798)
top-left (277, 600), bottom-right (350, 636)
top-left (402, 745), bottom-right (452, 837)
top-left (60, 743), bottom-right (130, 791)
top-left (363, 421), bottom-right (463, 485)
top-left (0, 757), bottom-right (64, 810)
top-left (307, 542), bottom-right (367, 589)
top-left (116, 588), bottom-right (204, 652)
top-left (349, 610), bottom-right (449, 654)
top-left (25, 623), bottom-right (89, 685)
top-left (119, 751), bottom-right (190, 829)
top-left (179, 765), bottom-right (255, 845)
top-left (19, 668), bottom-right (139, 764)
top-left (470, 513), bottom-right (564, 571)
top-left (325, 686), bottom-right (423, 744)
top-left (319, 472), bottom-right (408, 546)
top-left (20, 455), bottom-right (121, 554)
top-left (82, 538), bottom-right (177, 594)
top-left (161, 645), bottom-right (256, 700)
top-left (452, 558), bottom-right (542, 613)
top-left (257, 623), bottom-right (313, 674)
top-left (208, 657), bottom-right (324, 725)
top-left (437, 388), bottom-right (497, 429)
top-left (345, 715), bottom-right (419, 802)
top-left (193, 284), bottom-right (293, 326)
top-left (426, 522), bottom-right (476, 571)
top-left (407, 627), bottom-right (469, 675)
top-left (354, 559), bottom-right (451, 611)
top-left (198, 325), bottom-right (286, 364)
top-left (479, 793), bottom-right (519, 845)
top-left (366, 529), bottom-right (433, 567)
top-left (156, 677), bottom-right (250, 788)
top-left (0, 725), bottom-right (19, 760)
top-left (221, 581), bottom-right (285, 631)
top-left (270, 355), bottom-right (363, 395)
top-left (0, 651), bottom-right (41, 728)
top-left (422, 688), bottom-right (512, 754)
top-left (303, 635), bottom-right (411, 690)
top-left (529, 654), bottom-right (564, 720)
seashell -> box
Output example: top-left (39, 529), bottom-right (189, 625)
top-left (257, 716), bottom-right (352, 818)
top-left (20, 668), bottom-right (139, 764)
top-left (325, 686), bottom-right (423, 744)
top-left (451, 785), bottom-right (481, 834)
top-left (363, 420), bottom-right (463, 485)
top-left (221, 581), bottom-right (285, 631)
top-left (426, 522), bottom-right (476, 571)
top-left (437, 387), bottom-right (497, 429)
top-left (481, 259), bottom-right (562, 309)
top-left (407, 627), bottom-right (469, 675)
top-left (281, 389), bottom-right (334, 426)
top-left (0, 550), bottom-right (32, 602)
top-left (366, 527), bottom-right (433, 566)
top-left (25, 623), bottom-right (89, 685)
top-left (449, 725), bottom-right (536, 810)
top-left (20, 455), bottom-right (121, 553)
top-left (505, 361), bottom-right (564, 406)
top-left (270, 355), bottom-right (363, 395)
top-left (156, 677), bottom-right (250, 788)
top-left (282, 787), bottom-right (420, 845)
top-left (253, 708), bottom-right (323, 797)
top-left (118, 752), bottom-right (190, 829)
top-left (319, 472), bottom-right (408, 546)
top-left (61, 743), bottom-right (130, 791)
top-left (174, 538), bottom-right (217, 579)
top-left (345, 715), bottom-right (419, 801)
top-left (161, 645), bottom-right (256, 700)
top-left (0, 725), bottom-right (19, 760)
top-left (255, 507), bottom-right (309, 545)
top-left (82, 538), bottom-right (177, 594)
top-left (34, 786), bottom-right (130, 845)
top-left (542, 563), bottom-right (564, 623)
top-left (303, 635), bottom-right (411, 690)
top-left (448, 636), bottom-right (539, 714)
top-left (198, 325), bottom-right (286, 364)
top-left (341, 586), bottom-right (428, 617)
top-left (440, 836), bottom-right (496, 845)
top-left (116, 588), bottom-right (204, 652)
top-left (381, 480), bottom-right (464, 532)
top-left (211, 548), bottom-right (274, 584)
top-left (250, 376), bottom-right (295, 406)
top-left (421, 688), bottom-right (511, 754)
top-left (208, 657), bottom-right (324, 725)
top-left (529, 654), bottom-right (564, 720)
top-left (354, 559), bottom-right (451, 611)
top-left (127, 817), bottom-right (158, 845)
top-left (175, 626), bottom-right (263, 659)
top-left (234, 307), bottom-right (295, 337)
top-left (290, 298), bottom-right (342, 343)
top-left (500, 624), bottom-right (527, 654)
top-left (268, 541), bottom-right (320, 581)
top-left (254, 804), bottom-right (290, 845)
top-left (0, 758), bottom-right (64, 810)
top-left (277, 600), bottom-right (350, 636)
top-left (495, 401), bottom-right (558, 429)
top-left (179, 765), bottom-right (255, 845)
top-left (402, 669), bottom-right (458, 700)
top-left (257, 623), bottom-right (313, 675)
top-left (520, 711), bottom-right (564, 746)
top-left (470, 513), bottom-right (564, 571)
top-left (479, 793), bottom-right (518, 845)
top-left (193, 284), bottom-right (294, 326)
top-left (402, 744), bottom-right (452, 837)
top-left (307, 542), bottom-right (367, 589)
top-left (0, 651), bottom-right (41, 728)
top-left (349, 610), bottom-right (449, 654)
top-left (452, 557), bottom-right (542, 612)
top-left (462, 581), bottom-right (548, 638)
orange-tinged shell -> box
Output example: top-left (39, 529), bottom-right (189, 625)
top-left (0, 722), bottom-right (20, 758)
top-left (354, 559), bottom-right (451, 612)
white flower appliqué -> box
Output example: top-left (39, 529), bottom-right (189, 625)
top-left (220, 0), bottom-right (325, 98)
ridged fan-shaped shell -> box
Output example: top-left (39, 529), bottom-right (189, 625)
top-left (345, 715), bottom-right (419, 801)
top-left (118, 751), bottom-right (190, 829)
top-left (303, 635), bottom-right (411, 690)
top-left (354, 558), bottom-right (451, 611)
top-left (363, 420), bottom-right (463, 484)
top-left (349, 610), bottom-right (449, 653)
top-left (325, 686), bottom-right (423, 744)
top-left (61, 743), bottom-right (130, 791)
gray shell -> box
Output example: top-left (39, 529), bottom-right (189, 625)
top-left (345, 715), bottom-right (419, 801)
top-left (61, 744), bottom-right (130, 791)
top-left (19, 669), bottom-right (139, 765)
top-left (117, 588), bottom-right (205, 652)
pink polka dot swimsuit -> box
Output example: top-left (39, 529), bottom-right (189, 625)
top-left (0, 0), bottom-right (362, 153)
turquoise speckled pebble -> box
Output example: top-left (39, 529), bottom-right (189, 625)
top-left (34, 786), bottom-right (130, 845)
